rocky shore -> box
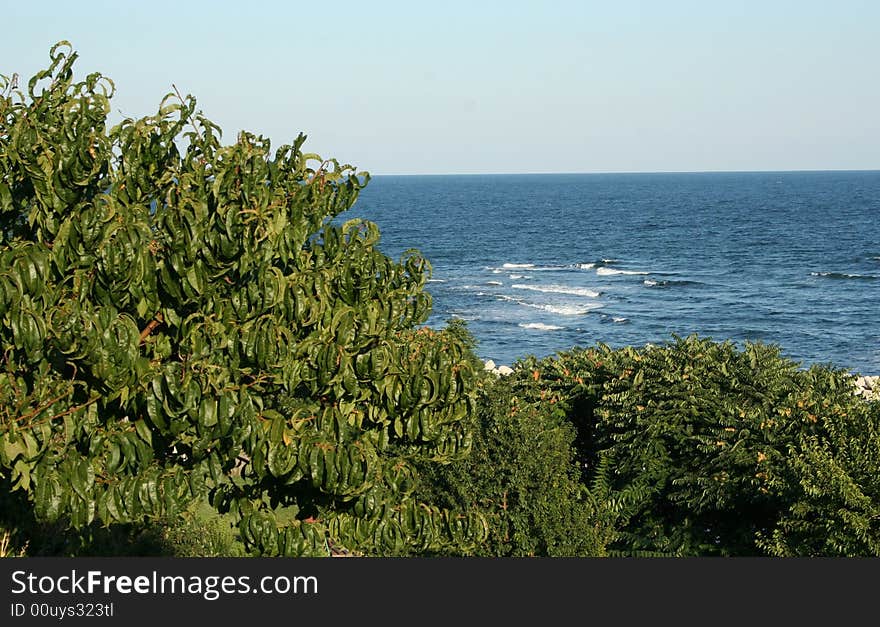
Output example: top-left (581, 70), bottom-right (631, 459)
top-left (483, 359), bottom-right (514, 376)
top-left (484, 359), bottom-right (880, 401)
top-left (854, 375), bottom-right (880, 401)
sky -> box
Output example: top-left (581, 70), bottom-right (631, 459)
top-left (2, 0), bottom-right (879, 175)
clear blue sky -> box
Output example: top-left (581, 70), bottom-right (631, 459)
top-left (3, 0), bottom-right (879, 174)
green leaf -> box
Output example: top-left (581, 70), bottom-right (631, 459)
top-left (0, 181), bottom-right (13, 212)
top-left (136, 297), bottom-right (150, 318)
top-left (2, 438), bottom-right (26, 463)
top-left (22, 432), bottom-right (39, 458)
top-left (134, 419), bottom-right (152, 445)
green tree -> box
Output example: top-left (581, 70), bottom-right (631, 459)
top-left (0, 42), bottom-right (485, 556)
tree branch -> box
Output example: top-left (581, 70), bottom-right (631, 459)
top-left (139, 312), bottom-right (164, 344)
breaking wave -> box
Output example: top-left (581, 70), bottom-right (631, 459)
top-left (643, 279), bottom-right (702, 288)
top-left (597, 267), bottom-right (649, 276)
top-left (495, 294), bottom-right (601, 316)
top-left (519, 322), bottom-right (564, 331)
top-left (810, 272), bottom-right (877, 280)
top-left (512, 284), bottom-right (600, 298)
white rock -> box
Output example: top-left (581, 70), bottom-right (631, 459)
top-left (853, 375), bottom-right (880, 400)
top-left (484, 359), bottom-right (496, 371)
top-left (497, 366), bottom-right (514, 376)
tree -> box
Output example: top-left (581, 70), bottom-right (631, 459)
top-left (0, 42), bottom-right (485, 556)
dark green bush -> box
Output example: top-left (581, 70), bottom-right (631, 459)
top-left (414, 323), bottom-right (617, 556)
top-left (528, 335), bottom-right (880, 556)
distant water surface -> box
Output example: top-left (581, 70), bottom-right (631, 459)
top-left (337, 171), bottom-right (880, 374)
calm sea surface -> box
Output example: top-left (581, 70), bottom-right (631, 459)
top-left (337, 171), bottom-right (880, 374)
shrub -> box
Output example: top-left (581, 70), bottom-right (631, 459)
top-left (532, 335), bottom-right (880, 556)
top-left (416, 324), bottom-right (617, 556)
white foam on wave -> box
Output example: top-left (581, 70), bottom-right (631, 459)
top-left (486, 280), bottom-right (503, 286)
top-left (597, 267), bottom-right (649, 276)
top-left (496, 294), bottom-right (601, 316)
top-left (426, 279), bottom-right (447, 283)
top-left (643, 279), bottom-right (658, 286)
top-left (810, 271), bottom-right (877, 279)
top-left (492, 262), bottom-right (584, 273)
top-left (512, 284), bottom-right (600, 298)
top-left (528, 302), bottom-right (602, 316)
top-left (577, 263), bottom-right (596, 269)
top-left (509, 274), bottom-right (530, 279)
top-left (612, 317), bottom-right (629, 323)
top-left (519, 322), bottom-right (564, 331)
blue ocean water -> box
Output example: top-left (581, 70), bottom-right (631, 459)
top-left (337, 171), bottom-right (880, 374)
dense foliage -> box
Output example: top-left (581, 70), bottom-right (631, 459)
top-left (415, 322), bottom-right (617, 556)
top-left (515, 335), bottom-right (880, 556)
top-left (3, 44), bottom-right (877, 558)
top-left (0, 43), bottom-right (486, 556)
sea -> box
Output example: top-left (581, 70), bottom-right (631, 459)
top-left (336, 171), bottom-right (880, 375)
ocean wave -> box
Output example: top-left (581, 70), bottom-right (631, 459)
top-left (810, 271), bottom-right (877, 280)
top-left (486, 280), bottom-right (503, 286)
top-left (509, 274), bottom-right (531, 279)
top-left (600, 314), bottom-right (630, 324)
top-left (494, 263), bottom-right (574, 272)
top-left (597, 267), bottom-right (649, 276)
top-left (490, 261), bottom-right (620, 273)
top-left (643, 278), bottom-right (701, 288)
top-left (512, 284), bottom-right (600, 298)
top-left (529, 302), bottom-right (601, 315)
top-left (426, 279), bottom-right (447, 283)
top-left (518, 322), bottom-right (564, 331)
top-left (496, 294), bottom-right (601, 316)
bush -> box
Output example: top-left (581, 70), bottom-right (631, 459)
top-left (529, 335), bottom-right (880, 556)
top-left (415, 324), bottom-right (617, 556)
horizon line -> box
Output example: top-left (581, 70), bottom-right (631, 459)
top-left (367, 167), bottom-right (880, 177)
